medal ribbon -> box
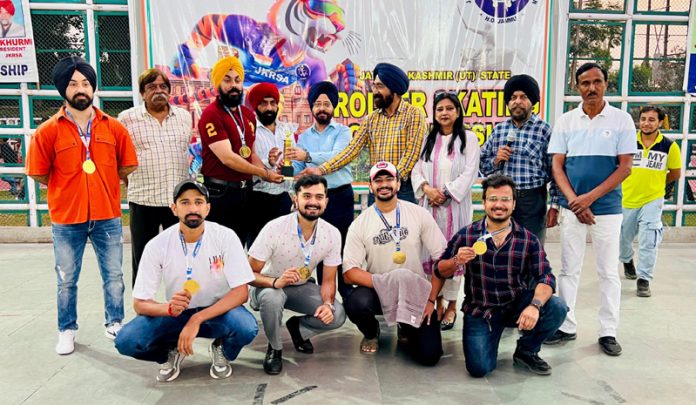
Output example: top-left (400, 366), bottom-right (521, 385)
top-left (478, 220), bottom-right (512, 243)
top-left (374, 203), bottom-right (401, 253)
top-left (223, 105), bottom-right (248, 153)
top-left (66, 111), bottom-right (93, 161)
top-left (297, 219), bottom-right (318, 268)
top-left (179, 232), bottom-right (203, 281)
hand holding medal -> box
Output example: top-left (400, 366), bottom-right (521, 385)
top-left (179, 232), bottom-right (203, 296)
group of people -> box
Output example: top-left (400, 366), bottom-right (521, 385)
top-left (25, 55), bottom-right (680, 382)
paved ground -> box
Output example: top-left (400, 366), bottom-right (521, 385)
top-left (1, 242), bottom-right (695, 404)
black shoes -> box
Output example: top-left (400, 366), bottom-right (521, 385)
top-left (637, 279), bottom-right (651, 297)
top-left (598, 336), bottom-right (622, 356)
top-left (513, 348), bottom-right (552, 376)
top-left (286, 316), bottom-right (314, 354)
top-left (623, 260), bottom-right (637, 280)
top-left (263, 344), bottom-right (283, 375)
top-left (544, 329), bottom-right (577, 345)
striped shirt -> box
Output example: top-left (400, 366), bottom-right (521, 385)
top-left (549, 102), bottom-right (637, 215)
top-left (480, 114), bottom-right (560, 203)
top-left (438, 218), bottom-right (556, 320)
top-left (319, 100), bottom-right (427, 179)
top-left (118, 104), bottom-right (192, 206)
top-left (253, 120), bottom-right (294, 195)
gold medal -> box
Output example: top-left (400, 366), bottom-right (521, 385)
top-left (473, 241), bottom-right (487, 255)
top-left (183, 279), bottom-right (200, 295)
top-left (297, 266), bottom-right (312, 280)
top-left (82, 159), bottom-right (96, 174)
top-left (392, 251), bottom-right (407, 264)
top-left (239, 145), bottom-right (252, 158)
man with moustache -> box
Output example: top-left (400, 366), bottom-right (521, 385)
top-left (343, 162), bottom-right (447, 365)
top-left (291, 81), bottom-right (354, 299)
top-left (480, 74), bottom-right (559, 242)
top-left (198, 56), bottom-right (283, 244)
top-left (246, 82), bottom-right (294, 245)
top-left (619, 106), bottom-right (681, 297)
top-left (119, 68), bottom-right (192, 286)
top-left (301, 63), bottom-right (428, 204)
top-left (115, 180), bottom-right (258, 382)
top-left (248, 175), bottom-right (346, 375)
top-left (436, 174), bottom-right (567, 377)
top-left (546, 63), bottom-right (636, 356)
top-left (26, 57), bottom-right (138, 354)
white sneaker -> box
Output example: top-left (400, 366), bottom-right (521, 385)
top-left (157, 349), bottom-right (184, 382)
top-left (56, 330), bottom-right (76, 355)
top-left (104, 322), bottom-right (122, 340)
top-left (209, 341), bottom-right (232, 379)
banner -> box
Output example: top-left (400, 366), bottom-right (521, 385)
top-left (142, 0), bottom-right (552, 143)
top-left (0, 0), bottom-right (38, 82)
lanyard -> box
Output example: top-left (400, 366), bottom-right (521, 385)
top-left (223, 105), bottom-right (248, 149)
top-left (66, 110), bottom-right (93, 160)
top-left (179, 232), bottom-right (203, 280)
top-left (479, 220), bottom-right (512, 243)
top-left (297, 219), bottom-right (318, 267)
top-left (374, 203), bottom-right (401, 252)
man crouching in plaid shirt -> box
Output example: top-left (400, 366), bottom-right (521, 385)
top-left (435, 174), bottom-right (567, 377)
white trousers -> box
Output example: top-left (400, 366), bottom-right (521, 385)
top-left (558, 208), bottom-right (622, 337)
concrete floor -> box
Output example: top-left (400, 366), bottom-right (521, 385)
top-left (1, 242), bottom-right (695, 405)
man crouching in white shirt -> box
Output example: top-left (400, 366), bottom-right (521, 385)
top-left (115, 180), bottom-right (258, 382)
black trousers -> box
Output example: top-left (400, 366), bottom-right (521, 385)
top-left (344, 286), bottom-right (443, 366)
top-left (128, 202), bottom-right (178, 286)
top-left (512, 186), bottom-right (548, 243)
top-left (204, 179), bottom-right (253, 248)
top-left (247, 190), bottom-right (292, 247)
top-left (316, 184), bottom-right (355, 300)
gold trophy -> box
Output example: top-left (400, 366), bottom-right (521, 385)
top-left (281, 130), bottom-right (294, 178)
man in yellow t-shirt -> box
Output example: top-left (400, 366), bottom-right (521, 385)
top-left (620, 106), bottom-right (681, 297)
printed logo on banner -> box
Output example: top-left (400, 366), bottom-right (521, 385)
top-left (474, 0), bottom-right (533, 18)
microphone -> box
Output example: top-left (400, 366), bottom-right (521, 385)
top-left (498, 130), bottom-right (516, 172)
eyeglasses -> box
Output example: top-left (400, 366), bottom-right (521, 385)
top-left (485, 196), bottom-right (514, 202)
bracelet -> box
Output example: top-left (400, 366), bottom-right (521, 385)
top-left (428, 298), bottom-right (436, 305)
top-left (272, 277), bottom-right (279, 289)
top-left (167, 303), bottom-right (174, 316)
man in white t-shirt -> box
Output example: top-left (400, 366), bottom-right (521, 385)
top-left (115, 180), bottom-right (258, 382)
top-left (248, 174), bottom-right (346, 375)
top-left (343, 162), bottom-right (448, 366)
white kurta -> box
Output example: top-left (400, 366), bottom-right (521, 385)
top-left (411, 129), bottom-right (480, 300)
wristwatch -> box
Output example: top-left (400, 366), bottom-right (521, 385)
top-left (324, 302), bottom-right (336, 312)
top-left (530, 299), bottom-right (543, 311)
top-left (304, 149), bottom-right (312, 163)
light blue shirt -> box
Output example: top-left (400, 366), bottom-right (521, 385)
top-left (293, 121), bottom-right (353, 189)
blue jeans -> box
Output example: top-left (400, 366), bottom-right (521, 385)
top-left (52, 218), bottom-right (125, 331)
top-left (463, 291), bottom-right (567, 378)
top-left (115, 306), bottom-right (258, 364)
top-left (620, 198), bottom-right (664, 281)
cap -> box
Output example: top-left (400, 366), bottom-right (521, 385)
top-left (173, 179), bottom-right (209, 202)
top-left (369, 161), bottom-right (398, 181)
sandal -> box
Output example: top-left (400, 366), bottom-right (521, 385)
top-left (441, 311), bottom-right (457, 331)
top-left (360, 336), bottom-right (379, 353)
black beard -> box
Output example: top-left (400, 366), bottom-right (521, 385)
top-left (256, 109), bottom-right (278, 126)
top-left (183, 215), bottom-right (204, 229)
top-left (374, 187), bottom-right (396, 202)
top-left (313, 111), bottom-right (331, 125)
top-left (374, 92), bottom-right (394, 109)
top-left (299, 206), bottom-right (322, 221)
top-left (487, 212), bottom-right (511, 224)
top-left (219, 88), bottom-right (243, 108)
top-left (67, 94), bottom-right (93, 111)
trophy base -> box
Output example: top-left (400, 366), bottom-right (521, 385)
top-left (281, 165), bottom-right (294, 177)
